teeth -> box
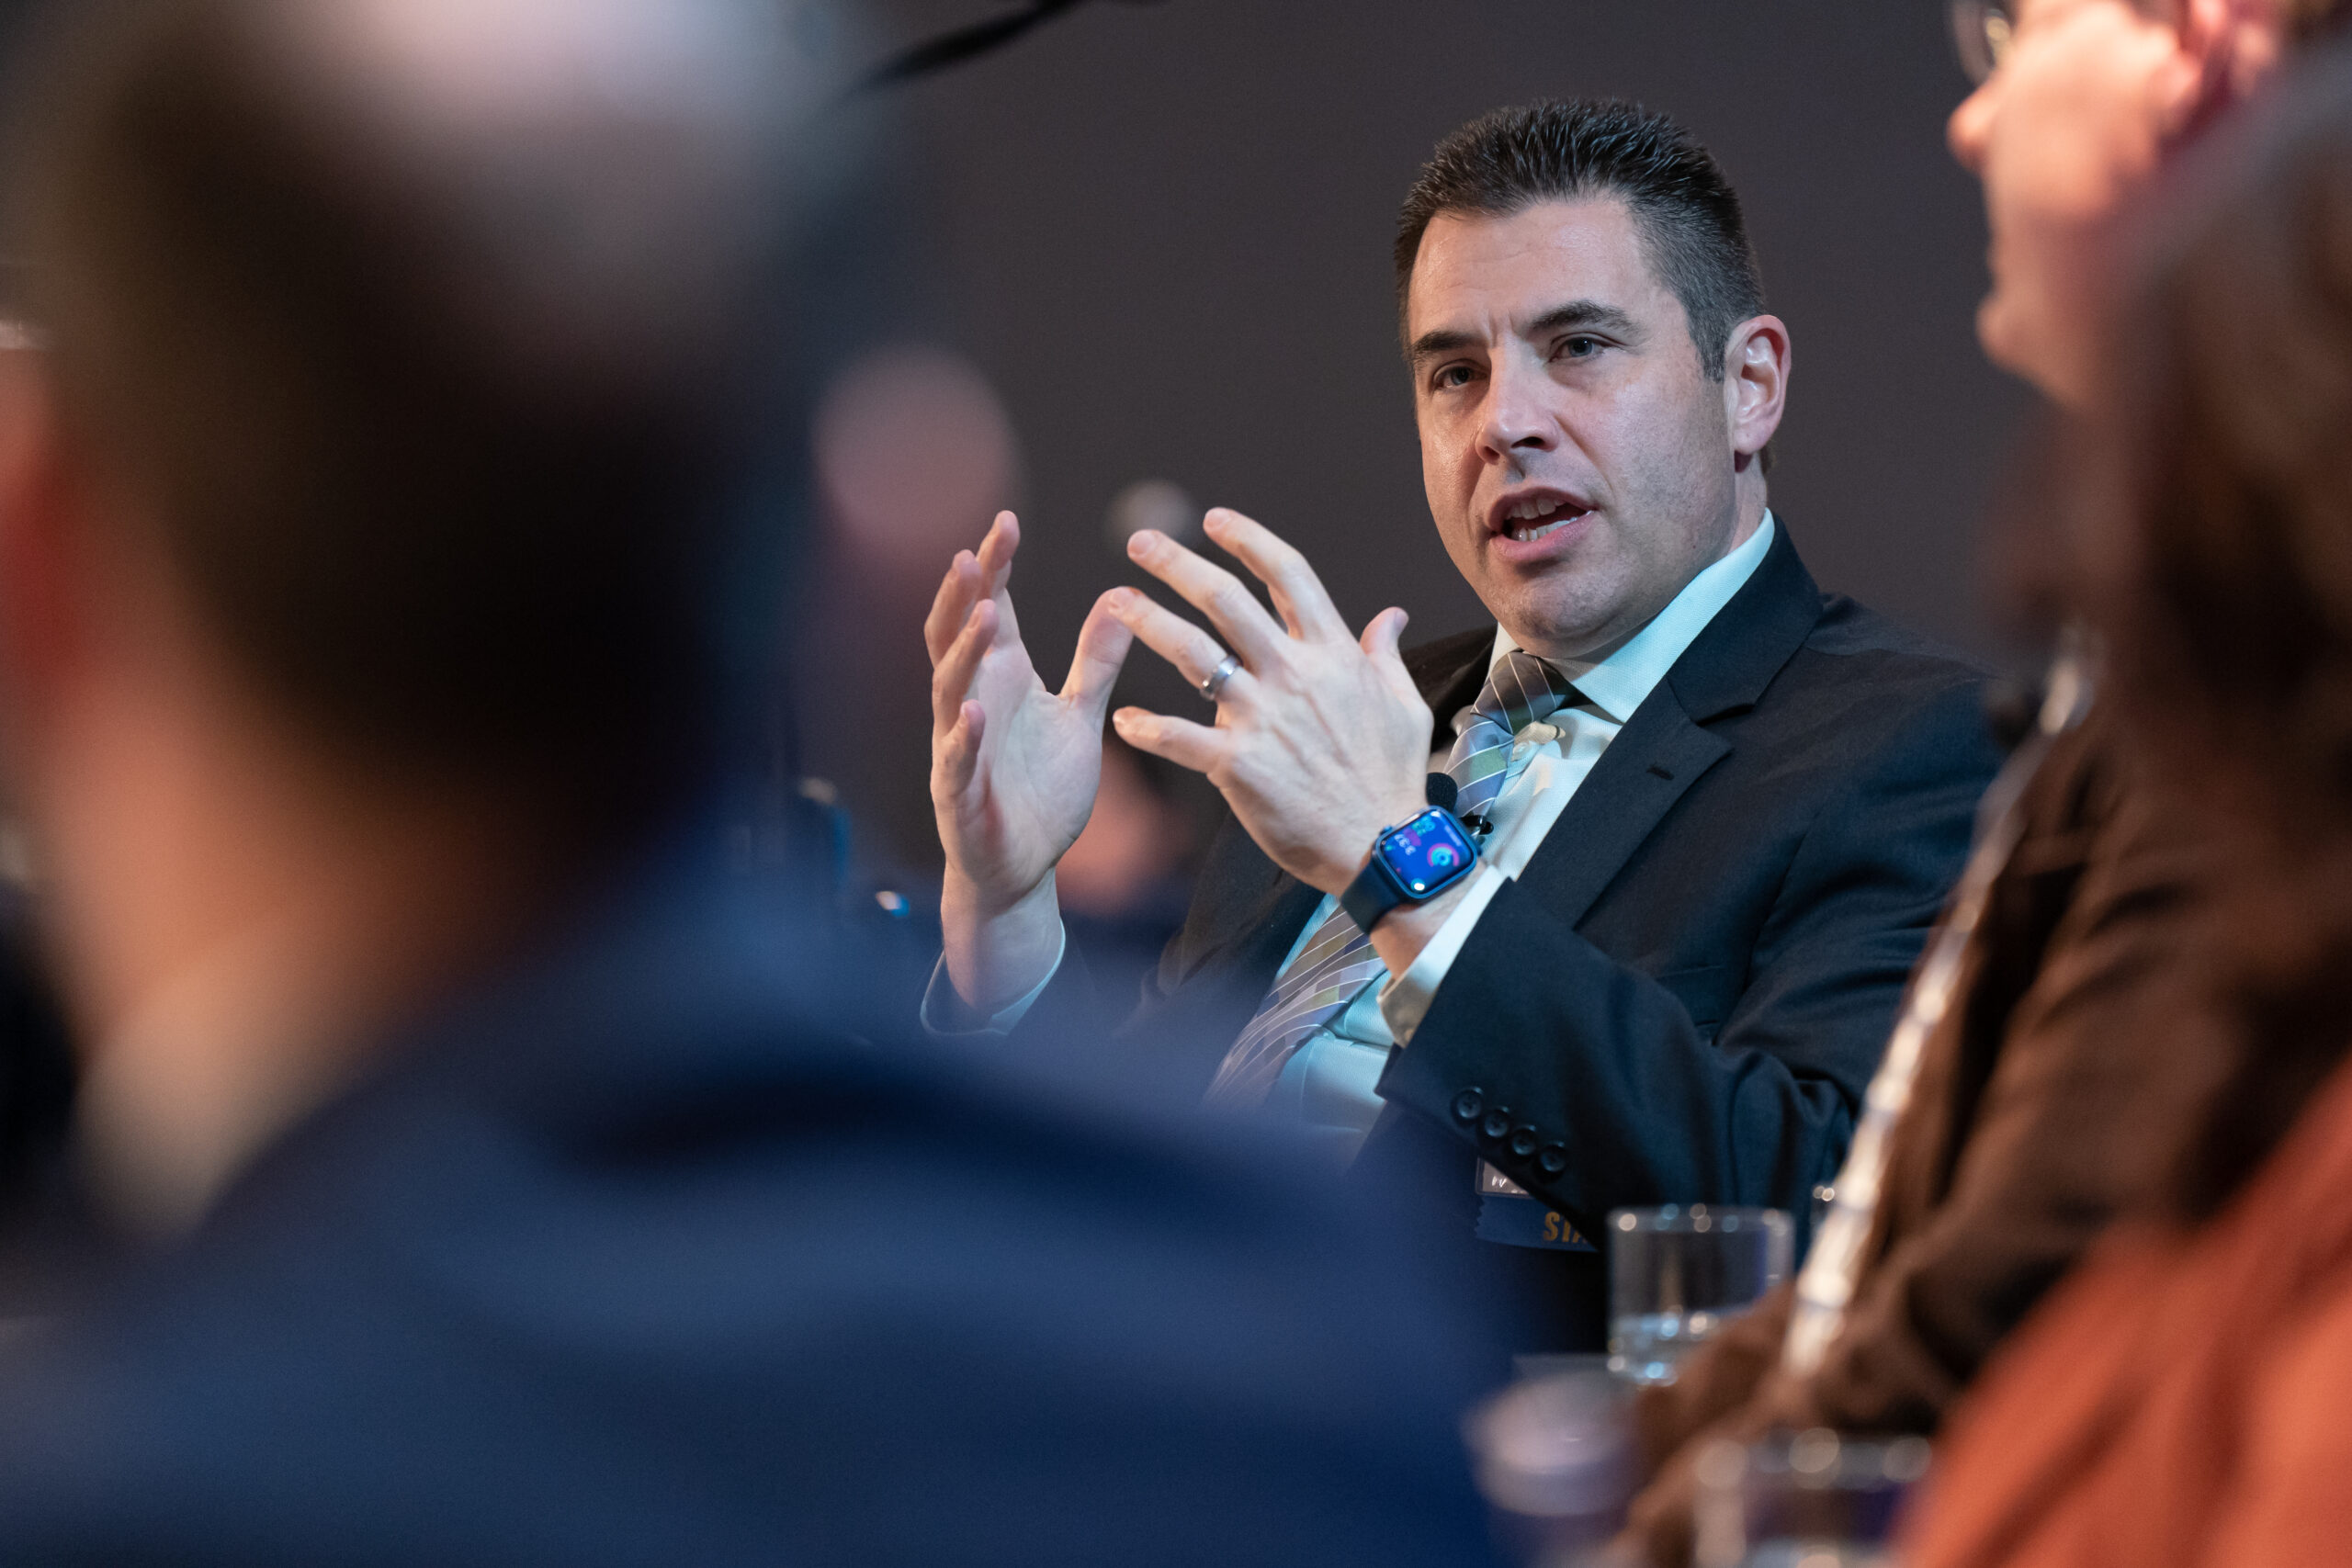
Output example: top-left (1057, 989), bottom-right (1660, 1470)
top-left (1501, 497), bottom-right (1583, 544)
top-left (1502, 495), bottom-right (1583, 535)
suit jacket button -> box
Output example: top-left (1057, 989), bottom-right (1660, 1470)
top-left (1451, 1089), bottom-right (1485, 1124)
top-left (1508, 1125), bottom-right (1539, 1159)
top-left (1480, 1108), bottom-right (1512, 1142)
top-left (1536, 1144), bottom-right (1569, 1177)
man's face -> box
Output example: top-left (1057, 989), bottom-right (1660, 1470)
top-left (1947, 0), bottom-right (2195, 404)
top-left (1408, 198), bottom-right (1746, 663)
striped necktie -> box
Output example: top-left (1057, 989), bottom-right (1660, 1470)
top-left (1203, 651), bottom-right (1579, 1109)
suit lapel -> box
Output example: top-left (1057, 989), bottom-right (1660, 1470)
top-left (1407, 626), bottom-right (1496, 725)
top-left (1194, 875), bottom-right (1323, 994)
top-left (1515, 695), bottom-right (1730, 928)
top-left (1138, 869), bottom-right (1325, 1094)
top-left (1515, 521), bottom-right (1826, 927)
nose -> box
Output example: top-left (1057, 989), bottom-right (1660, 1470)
top-left (1949, 80), bottom-right (1996, 175)
top-left (1476, 361), bottom-right (1555, 468)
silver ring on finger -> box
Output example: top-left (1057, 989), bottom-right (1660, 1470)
top-left (1198, 653), bottom-right (1242, 705)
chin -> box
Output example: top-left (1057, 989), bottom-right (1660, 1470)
top-left (1495, 593), bottom-right (1611, 662)
top-left (1978, 291), bottom-right (2060, 398)
top-left (1979, 245), bottom-right (2108, 406)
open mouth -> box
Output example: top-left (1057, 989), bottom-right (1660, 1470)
top-left (1492, 492), bottom-right (1591, 545)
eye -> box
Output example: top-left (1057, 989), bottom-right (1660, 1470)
top-left (1430, 363), bottom-right (1477, 392)
top-left (1555, 335), bottom-right (1603, 361)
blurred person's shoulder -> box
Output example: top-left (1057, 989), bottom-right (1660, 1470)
top-left (0, 836), bottom-right (1508, 1567)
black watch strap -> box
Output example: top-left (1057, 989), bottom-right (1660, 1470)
top-left (1340, 857), bottom-right (1406, 934)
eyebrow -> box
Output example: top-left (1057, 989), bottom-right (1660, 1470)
top-left (1529, 300), bottom-right (1639, 340)
top-left (1408, 299), bottom-right (1641, 366)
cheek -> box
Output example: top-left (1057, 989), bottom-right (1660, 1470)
top-left (1603, 382), bottom-right (1724, 513)
top-left (1413, 407), bottom-right (1448, 486)
top-left (1992, 28), bottom-right (2169, 230)
top-left (1418, 408), bottom-right (1479, 516)
top-left (1976, 96), bottom-right (2142, 382)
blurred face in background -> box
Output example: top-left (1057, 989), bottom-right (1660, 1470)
top-left (1407, 198), bottom-right (1773, 663)
top-left (1946, 0), bottom-right (2277, 405)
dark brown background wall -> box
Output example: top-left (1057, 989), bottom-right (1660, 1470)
top-left (805, 0), bottom-right (2042, 871)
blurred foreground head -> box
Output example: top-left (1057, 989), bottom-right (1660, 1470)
top-left (2081, 41), bottom-right (2352, 1210)
top-left (0, 0), bottom-right (854, 1215)
top-left (4, 0), bottom-right (838, 861)
top-left (1948, 0), bottom-right (2352, 406)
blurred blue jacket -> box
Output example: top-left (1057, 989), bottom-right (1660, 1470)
top-left (0, 837), bottom-right (1509, 1567)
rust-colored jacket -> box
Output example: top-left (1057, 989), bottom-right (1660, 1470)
top-left (1908, 1047), bottom-right (2352, 1568)
top-left (1624, 709), bottom-right (2222, 1563)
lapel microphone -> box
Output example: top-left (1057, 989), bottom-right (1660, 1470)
top-left (1427, 772), bottom-right (1493, 839)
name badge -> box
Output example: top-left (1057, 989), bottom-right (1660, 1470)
top-left (1474, 1161), bottom-right (1594, 1252)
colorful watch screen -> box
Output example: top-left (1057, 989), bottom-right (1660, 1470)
top-left (1377, 808), bottom-right (1477, 897)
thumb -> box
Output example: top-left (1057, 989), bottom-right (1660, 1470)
top-left (1361, 606), bottom-right (1410, 669)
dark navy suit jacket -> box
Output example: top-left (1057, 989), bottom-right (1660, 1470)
top-left (1054, 524), bottom-right (2003, 1349)
top-left (0, 847), bottom-right (1509, 1565)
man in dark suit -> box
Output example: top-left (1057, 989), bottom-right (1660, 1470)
top-left (926, 101), bottom-right (2000, 1348)
top-left (0, 0), bottom-right (1510, 1561)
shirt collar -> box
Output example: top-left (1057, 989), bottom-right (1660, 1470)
top-left (1489, 511), bottom-right (1777, 726)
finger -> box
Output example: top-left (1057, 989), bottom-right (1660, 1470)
top-left (1103, 586), bottom-right (1253, 701)
top-left (975, 510), bottom-right (1021, 600)
top-left (922, 550), bottom-right (983, 665)
top-left (1112, 706), bottom-right (1229, 777)
top-left (969, 510), bottom-right (1027, 648)
top-left (1125, 528), bottom-right (1285, 668)
top-left (935, 700), bottom-right (986, 798)
top-left (1062, 591), bottom-right (1138, 727)
top-left (1203, 508), bottom-right (1348, 643)
top-left (931, 599), bottom-right (997, 739)
top-left (1362, 606), bottom-right (1421, 703)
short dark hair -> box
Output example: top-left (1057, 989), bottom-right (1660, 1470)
top-left (1394, 99), bottom-right (1767, 381)
top-left (6, 0), bottom-right (833, 852)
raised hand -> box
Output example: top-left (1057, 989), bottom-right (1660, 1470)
top-left (1106, 509), bottom-right (1433, 897)
top-left (928, 511), bottom-right (1132, 1012)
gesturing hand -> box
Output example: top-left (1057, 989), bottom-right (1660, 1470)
top-left (928, 511), bottom-right (1132, 1009)
top-left (1107, 509), bottom-right (1433, 897)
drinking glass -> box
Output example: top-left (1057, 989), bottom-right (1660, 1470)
top-left (1606, 1205), bottom-right (1792, 1385)
top-left (1690, 1428), bottom-right (1931, 1568)
top-left (1463, 1359), bottom-right (1635, 1567)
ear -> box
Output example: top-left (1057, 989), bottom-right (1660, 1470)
top-left (2167, 0), bottom-right (2290, 132)
top-left (1722, 315), bottom-right (1791, 463)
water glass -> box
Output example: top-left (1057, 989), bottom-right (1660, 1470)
top-left (1606, 1205), bottom-right (1792, 1385)
top-left (1690, 1428), bottom-right (1931, 1568)
top-left (1462, 1359), bottom-right (1636, 1567)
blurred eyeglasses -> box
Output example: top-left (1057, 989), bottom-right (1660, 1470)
top-left (1950, 0), bottom-right (2018, 85)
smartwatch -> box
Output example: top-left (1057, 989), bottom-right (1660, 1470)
top-left (1340, 807), bottom-right (1481, 934)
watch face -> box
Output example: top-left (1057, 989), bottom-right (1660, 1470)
top-left (1379, 808), bottom-right (1476, 897)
